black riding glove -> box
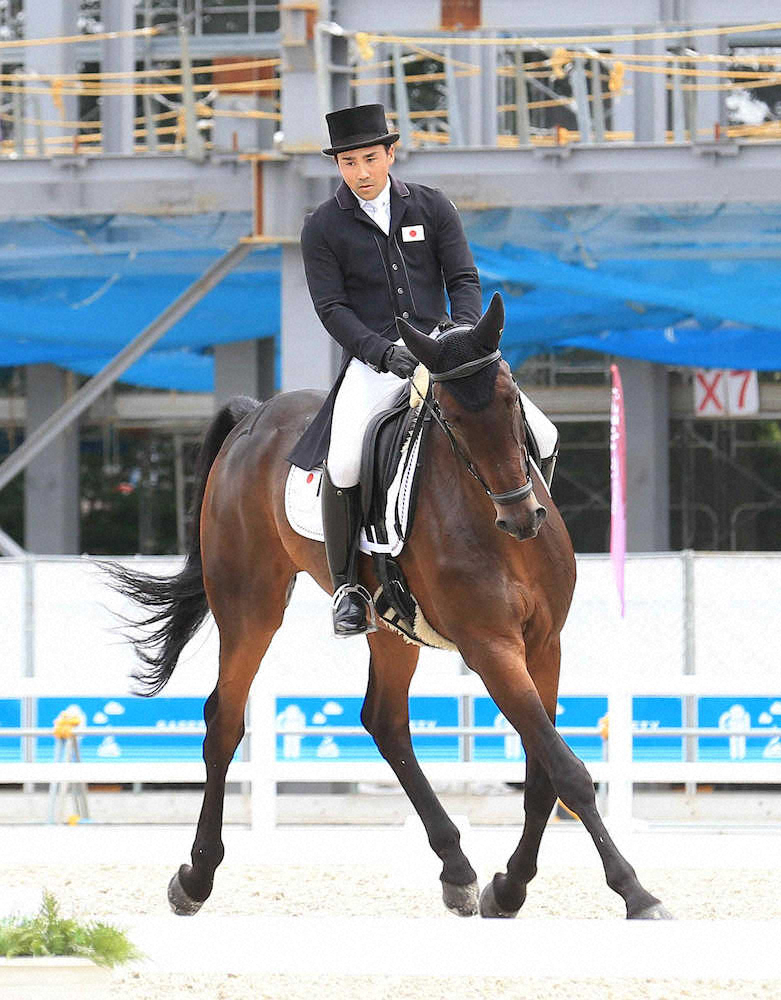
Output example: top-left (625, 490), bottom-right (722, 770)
top-left (381, 344), bottom-right (419, 379)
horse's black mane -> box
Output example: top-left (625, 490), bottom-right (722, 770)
top-left (435, 326), bottom-right (500, 412)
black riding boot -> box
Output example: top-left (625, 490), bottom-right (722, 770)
top-left (321, 469), bottom-right (373, 637)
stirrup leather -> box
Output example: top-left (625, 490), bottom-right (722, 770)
top-left (331, 583), bottom-right (378, 633)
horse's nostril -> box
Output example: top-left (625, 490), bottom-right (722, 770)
top-left (496, 519), bottom-right (508, 533)
top-left (536, 506), bottom-right (547, 524)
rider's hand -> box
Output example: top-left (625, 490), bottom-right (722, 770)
top-left (382, 344), bottom-right (419, 379)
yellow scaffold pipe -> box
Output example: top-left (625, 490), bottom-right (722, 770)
top-left (589, 50), bottom-right (781, 67)
top-left (0, 78), bottom-right (281, 98)
top-left (0, 57), bottom-right (281, 84)
top-left (0, 25), bottom-right (160, 49)
top-left (354, 21), bottom-right (781, 56)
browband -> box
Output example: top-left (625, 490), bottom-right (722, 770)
top-left (430, 349), bottom-right (501, 383)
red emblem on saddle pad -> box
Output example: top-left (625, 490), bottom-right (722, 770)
top-left (306, 473), bottom-right (314, 484)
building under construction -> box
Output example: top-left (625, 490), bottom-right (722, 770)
top-left (0, 0), bottom-right (780, 557)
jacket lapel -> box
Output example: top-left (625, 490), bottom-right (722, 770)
top-left (335, 179), bottom-right (385, 233)
top-left (388, 175), bottom-right (410, 240)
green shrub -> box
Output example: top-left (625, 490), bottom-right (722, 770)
top-left (0, 890), bottom-right (141, 967)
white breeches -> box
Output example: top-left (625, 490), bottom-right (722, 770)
top-left (327, 350), bottom-right (406, 488)
top-left (326, 343), bottom-right (560, 490)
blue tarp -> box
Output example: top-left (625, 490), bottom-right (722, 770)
top-left (0, 206), bottom-right (779, 390)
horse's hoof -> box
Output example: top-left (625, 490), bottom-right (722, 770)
top-left (479, 880), bottom-right (519, 919)
top-left (167, 868), bottom-right (204, 916)
top-left (631, 902), bottom-right (674, 921)
top-left (442, 880), bottom-right (479, 917)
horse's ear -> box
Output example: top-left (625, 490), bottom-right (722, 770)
top-left (395, 316), bottom-right (443, 371)
top-left (470, 292), bottom-right (505, 353)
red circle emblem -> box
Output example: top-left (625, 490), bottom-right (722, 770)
top-left (306, 473), bottom-right (314, 484)
top-left (409, 229), bottom-right (417, 237)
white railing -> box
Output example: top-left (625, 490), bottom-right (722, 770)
top-left (2, 671), bottom-right (779, 833)
top-left (1, 553), bottom-right (779, 829)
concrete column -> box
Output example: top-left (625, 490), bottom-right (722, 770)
top-left (330, 34), bottom-right (351, 112)
top-left (279, 0), bottom-right (329, 150)
top-left (693, 32), bottom-right (727, 139)
top-left (457, 40), bottom-right (499, 146)
top-left (633, 34), bottom-right (667, 142)
top-left (269, 152), bottom-right (336, 392)
top-left (24, 365), bottom-right (79, 554)
top-left (102, 0), bottom-right (136, 154)
top-left (280, 243), bottom-right (337, 392)
top-left (609, 39), bottom-right (636, 139)
top-left (23, 0), bottom-right (79, 152)
top-left (620, 359), bottom-right (670, 552)
top-left (274, 0), bottom-right (335, 393)
top-left (460, 36), bottom-right (483, 147)
top-left (479, 42), bottom-right (498, 146)
top-left (214, 338), bottom-right (276, 407)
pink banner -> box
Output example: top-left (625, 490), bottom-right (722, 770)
top-left (609, 363), bottom-right (627, 616)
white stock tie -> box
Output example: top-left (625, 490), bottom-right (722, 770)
top-left (362, 197), bottom-right (390, 236)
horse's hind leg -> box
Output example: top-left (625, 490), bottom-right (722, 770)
top-left (361, 628), bottom-right (479, 916)
top-left (168, 615), bottom-right (285, 915)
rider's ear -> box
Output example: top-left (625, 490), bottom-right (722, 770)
top-left (396, 316), bottom-right (443, 371)
top-left (471, 292), bottom-right (504, 353)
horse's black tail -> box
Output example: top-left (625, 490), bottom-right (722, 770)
top-left (106, 395), bottom-right (261, 696)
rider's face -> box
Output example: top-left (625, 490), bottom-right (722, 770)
top-left (336, 143), bottom-right (395, 201)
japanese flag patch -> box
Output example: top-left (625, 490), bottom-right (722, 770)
top-left (401, 225), bottom-right (425, 242)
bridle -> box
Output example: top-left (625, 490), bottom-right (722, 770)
top-left (408, 348), bottom-right (534, 506)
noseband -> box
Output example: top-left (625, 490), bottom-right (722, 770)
top-left (410, 349), bottom-right (534, 506)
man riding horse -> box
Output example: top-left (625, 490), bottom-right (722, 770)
top-left (288, 103), bottom-right (483, 637)
top-left (110, 106), bottom-right (671, 921)
top-left (289, 103), bottom-right (556, 639)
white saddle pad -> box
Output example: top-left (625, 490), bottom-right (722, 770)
top-left (285, 421), bottom-right (424, 558)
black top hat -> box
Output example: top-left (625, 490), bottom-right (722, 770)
top-left (323, 103), bottom-right (400, 156)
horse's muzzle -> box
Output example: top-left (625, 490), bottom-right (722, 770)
top-left (495, 502), bottom-right (547, 540)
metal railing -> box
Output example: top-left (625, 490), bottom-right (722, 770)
top-left (2, 673), bottom-right (780, 831)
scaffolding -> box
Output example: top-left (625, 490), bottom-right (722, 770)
top-left (3, 18), bottom-right (781, 157)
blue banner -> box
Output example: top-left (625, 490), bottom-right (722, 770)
top-left (473, 696), bottom-right (608, 763)
top-left (0, 699), bottom-right (21, 762)
top-left (275, 696), bottom-right (460, 762)
top-left (633, 697), bottom-right (684, 762)
top-left (698, 697), bottom-right (781, 763)
top-left (36, 697), bottom-right (210, 763)
top-left (14, 693), bottom-right (781, 768)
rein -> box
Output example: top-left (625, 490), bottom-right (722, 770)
top-left (408, 351), bottom-right (534, 506)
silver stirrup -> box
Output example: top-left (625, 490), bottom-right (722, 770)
top-left (331, 583), bottom-right (378, 633)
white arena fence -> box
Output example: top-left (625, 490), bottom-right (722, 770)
top-left (0, 553), bottom-right (779, 830)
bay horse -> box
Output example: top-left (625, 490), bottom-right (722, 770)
top-left (109, 292), bottom-right (670, 921)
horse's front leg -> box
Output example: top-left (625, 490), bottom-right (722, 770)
top-left (362, 628), bottom-right (479, 916)
top-left (464, 635), bottom-right (671, 921)
top-left (480, 638), bottom-right (560, 917)
top-left (480, 753), bottom-right (557, 917)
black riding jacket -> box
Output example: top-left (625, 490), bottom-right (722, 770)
top-left (288, 174), bottom-right (482, 470)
